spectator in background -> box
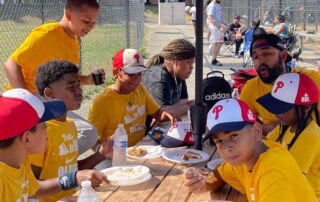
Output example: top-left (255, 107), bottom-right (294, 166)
top-left (188, 5), bottom-right (196, 38)
top-left (267, 15), bottom-right (289, 42)
top-left (207, 0), bottom-right (224, 66)
top-left (227, 14), bottom-right (242, 57)
top-left (205, 0), bottom-right (213, 40)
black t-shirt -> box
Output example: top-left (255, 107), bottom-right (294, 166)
top-left (228, 23), bottom-right (241, 33)
top-left (142, 65), bottom-right (188, 106)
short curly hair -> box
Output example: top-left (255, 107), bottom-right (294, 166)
top-left (36, 60), bottom-right (79, 96)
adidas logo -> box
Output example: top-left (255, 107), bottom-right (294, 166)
top-left (205, 92), bottom-right (231, 101)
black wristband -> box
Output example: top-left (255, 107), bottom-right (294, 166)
top-left (58, 170), bottom-right (78, 190)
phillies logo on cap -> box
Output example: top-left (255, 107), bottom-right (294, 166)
top-left (212, 105), bottom-right (223, 120)
top-left (274, 81), bottom-right (284, 93)
top-left (133, 54), bottom-right (141, 64)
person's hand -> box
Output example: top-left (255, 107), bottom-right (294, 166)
top-left (76, 169), bottom-right (108, 187)
top-left (183, 168), bottom-right (208, 194)
top-left (160, 110), bottom-right (179, 125)
top-left (89, 68), bottom-right (106, 85)
top-left (98, 136), bottom-right (113, 160)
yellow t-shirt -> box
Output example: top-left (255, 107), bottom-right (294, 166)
top-left (88, 84), bottom-right (160, 146)
top-left (268, 121), bottom-right (320, 198)
top-left (218, 140), bottom-right (317, 202)
top-left (29, 118), bottom-right (78, 202)
top-left (9, 22), bottom-right (80, 93)
top-left (240, 68), bottom-right (320, 124)
top-left (0, 158), bottom-right (39, 202)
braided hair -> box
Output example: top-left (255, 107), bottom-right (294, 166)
top-left (146, 38), bottom-right (195, 68)
top-left (277, 104), bottom-right (320, 150)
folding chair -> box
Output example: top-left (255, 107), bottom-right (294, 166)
top-left (220, 32), bottom-right (235, 56)
top-left (241, 28), bottom-right (254, 67)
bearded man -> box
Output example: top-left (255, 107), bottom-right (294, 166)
top-left (240, 33), bottom-right (320, 134)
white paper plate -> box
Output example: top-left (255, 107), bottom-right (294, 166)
top-left (162, 149), bottom-right (209, 164)
top-left (207, 158), bottom-right (223, 170)
top-left (127, 145), bottom-right (163, 160)
top-left (109, 173), bottom-right (152, 186)
top-left (101, 165), bottom-right (150, 183)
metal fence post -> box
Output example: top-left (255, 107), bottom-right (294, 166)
top-left (125, 0), bottom-right (130, 48)
top-left (41, 0), bottom-right (44, 24)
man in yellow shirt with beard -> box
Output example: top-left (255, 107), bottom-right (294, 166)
top-left (29, 60), bottom-right (113, 202)
top-left (88, 49), bottom-right (175, 146)
top-left (183, 98), bottom-right (317, 202)
top-left (239, 33), bottom-right (320, 134)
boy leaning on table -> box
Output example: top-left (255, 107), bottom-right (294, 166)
top-left (183, 98), bottom-right (317, 202)
top-left (0, 88), bottom-right (68, 201)
top-left (29, 60), bottom-right (112, 202)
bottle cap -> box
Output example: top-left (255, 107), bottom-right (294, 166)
top-left (81, 180), bottom-right (91, 187)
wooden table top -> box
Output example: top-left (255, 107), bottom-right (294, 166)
top-left (75, 136), bottom-right (247, 202)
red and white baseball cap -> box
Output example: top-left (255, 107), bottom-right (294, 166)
top-left (112, 49), bottom-right (148, 76)
top-left (0, 88), bottom-right (66, 140)
top-left (257, 73), bottom-right (320, 115)
top-left (203, 98), bottom-right (256, 141)
top-left (148, 121), bottom-right (195, 148)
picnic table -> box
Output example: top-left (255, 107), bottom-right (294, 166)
top-left (74, 131), bottom-right (247, 202)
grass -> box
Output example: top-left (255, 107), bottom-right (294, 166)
top-left (0, 21), bottom-right (131, 94)
top-left (144, 4), bottom-right (158, 18)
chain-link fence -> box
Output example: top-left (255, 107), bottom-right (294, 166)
top-left (0, 0), bottom-right (144, 94)
top-left (220, 0), bottom-right (319, 33)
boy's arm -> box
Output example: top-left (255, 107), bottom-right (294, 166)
top-left (31, 168), bottom-right (108, 198)
top-left (4, 59), bottom-right (27, 89)
top-left (164, 99), bottom-right (193, 117)
top-left (78, 137), bottom-right (113, 170)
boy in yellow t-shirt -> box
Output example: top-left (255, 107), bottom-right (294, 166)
top-left (5, 0), bottom-right (103, 93)
top-left (257, 73), bottom-right (320, 198)
top-left (30, 60), bottom-right (113, 202)
top-left (88, 49), bottom-right (176, 146)
top-left (4, 0), bottom-right (103, 156)
top-left (0, 88), bottom-right (66, 201)
top-left (183, 98), bottom-right (317, 202)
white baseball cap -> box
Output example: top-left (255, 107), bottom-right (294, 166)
top-left (203, 98), bottom-right (256, 142)
top-left (257, 73), bottom-right (320, 115)
top-left (112, 49), bottom-right (148, 76)
top-left (149, 121), bottom-right (195, 148)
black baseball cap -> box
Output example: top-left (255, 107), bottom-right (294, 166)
top-left (250, 34), bottom-right (292, 63)
top-left (233, 14), bottom-right (240, 19)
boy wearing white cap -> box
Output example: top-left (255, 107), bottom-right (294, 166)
top-left (88, 49), bottom-right (175, 146)
top-left (0, 88), bottom-right (67, 201)
top-left (257, 73), bottom-right (320, 198)
top-left (183, 98), bottom-right (317, 201)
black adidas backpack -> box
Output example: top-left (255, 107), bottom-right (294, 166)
top-left (203, 71), bottom-right (232, 110)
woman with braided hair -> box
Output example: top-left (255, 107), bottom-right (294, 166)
top-left (142, 38), bottom-right (195, 118)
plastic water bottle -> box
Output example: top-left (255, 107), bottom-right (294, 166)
top-left (112, 123), bottom-right (128, 166)
top-left (77, 180), bottom-right (99, 202)
top-left (232, 88), bottom-right (240, 99)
